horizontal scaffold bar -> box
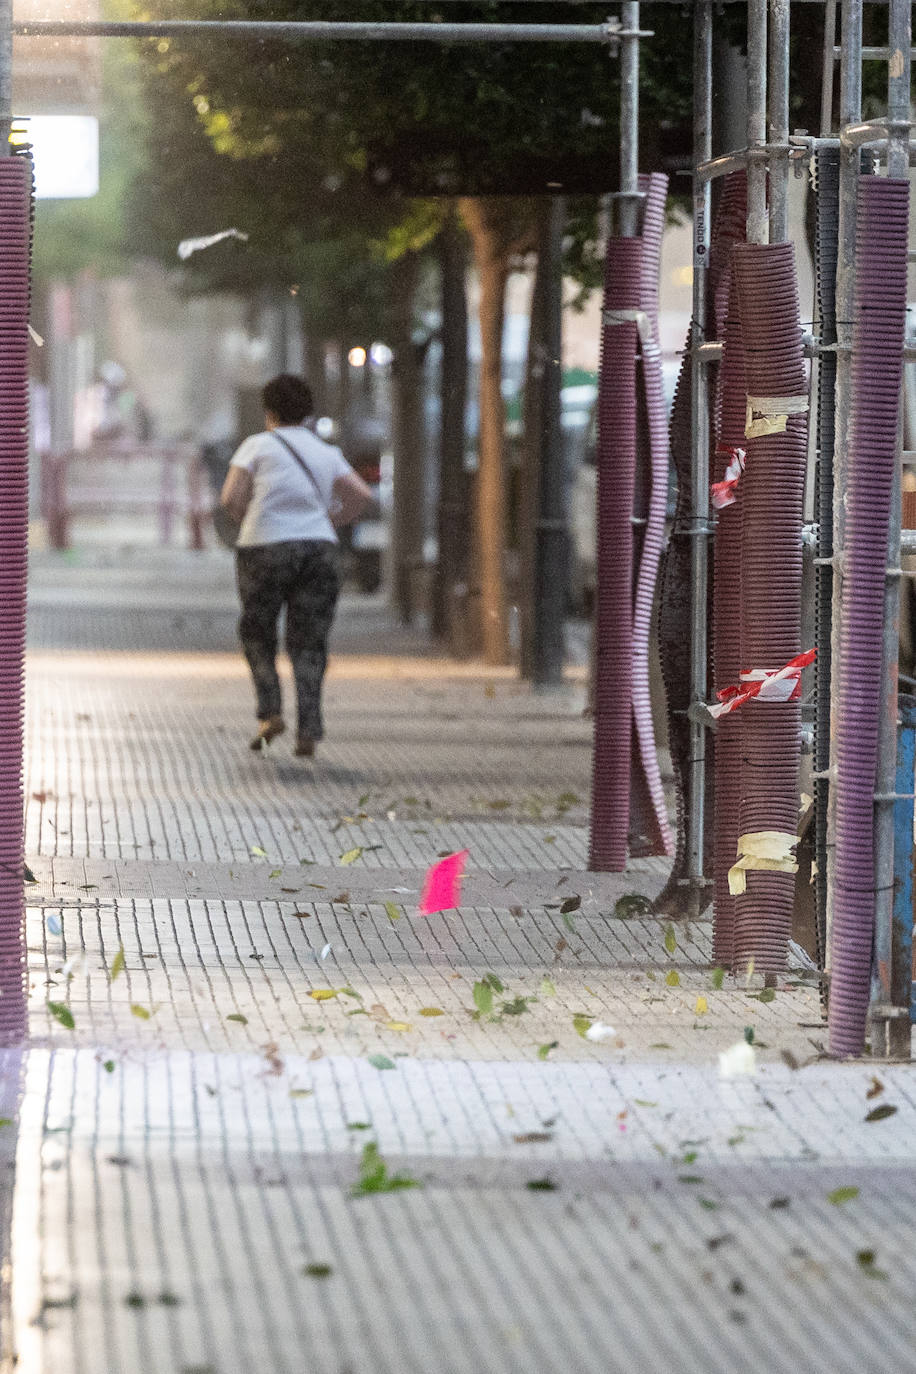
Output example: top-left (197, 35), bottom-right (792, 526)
top-left (12, 18), bottom-right (642, 43)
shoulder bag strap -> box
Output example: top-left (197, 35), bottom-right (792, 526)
top-left (271, 429), bottom-right (327, 509)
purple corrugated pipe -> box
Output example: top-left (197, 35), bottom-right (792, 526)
top-left (629, 171), bottom-right (674, 859)
top-left (828, 175), bottom-right (911, 1057)
top-left (731, 242), bottom-right (809, 974)
top-left (712, 263), bottom-right (747, 969)
top-left (709, 173), bottom-right (747, 966)
top-left (0, 154), bottom-right (33, 1044)
top-left (589, 235), bottom-right (642, 871)
top-left (654, 172), bottom-right (747, 916)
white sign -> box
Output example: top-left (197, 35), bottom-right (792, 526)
top-left (19, 115), bottom-right (99, 199)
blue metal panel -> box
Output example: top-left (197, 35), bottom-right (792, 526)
top-left (893, 697), bottom-right (916, 1021)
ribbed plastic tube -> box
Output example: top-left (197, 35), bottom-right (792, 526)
top-left (709, 173), bottom-right (748, 968)
top-left (589, 235), bottom-right (642, 871)
top-left (654, 173), bottom-right (746, 915)
top-left (731, 242), bottom-right (809, 974)
top-left (813, 146), bottom-right (840, 980)
top-left (712, 267), bottom-right (747, 969)
top-left (0, 153), bottom-right (34, 1043)
top-left (629, 172), bottom-right (673, 859)
top-left (828, 176), bottom-right (910, 1057)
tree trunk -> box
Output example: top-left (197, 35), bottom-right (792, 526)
top-left (303, 329), bottom-right (328, 416)
top-left (388, 252), bottom-right (425, 625)
top-left (519, 200), bottom-right (549, 678)
top-left (460, 197), bottom-right (510, 666)
top-left (433, 206), bottom-right (470, 648)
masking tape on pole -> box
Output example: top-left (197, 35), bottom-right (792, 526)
top-left (603, 308), bottom-right (653, 347)
top-left (745, 393), bottom-right (809, 439)
top-left (728, 830), bottom-right (799, 897)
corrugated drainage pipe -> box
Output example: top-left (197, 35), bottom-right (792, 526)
top-left (731, 242), bottom-right (809, 974)
top-left (828, 175), bottom-right (910, 1057)
top-left (589, 234), bottom-right (642, 871)
top-left (712, 263), bottom-right (748, 970)
top-left (813, 145), bottom-right (840, 983)
top-left (654, 172), bottom-right (747, 914)
top-left (0, 151), bottom-right (34, 1044)
top-left (629, 172), bottom-right (673, 858)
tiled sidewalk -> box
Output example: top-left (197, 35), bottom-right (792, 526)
top-left (5, 547), bottom-right (916, 1374)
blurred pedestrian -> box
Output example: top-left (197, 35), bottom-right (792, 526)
top-left (220, 374), bottom-right (371, 757)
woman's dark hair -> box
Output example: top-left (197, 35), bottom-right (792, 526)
top-left (262, 374), bottom-right (314, 425)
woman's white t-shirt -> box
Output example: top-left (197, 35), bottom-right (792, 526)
top-left (230, 426), bottom-right (354, 548)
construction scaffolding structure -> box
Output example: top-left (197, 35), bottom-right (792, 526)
top-left (0, 2), bottom-right (914, 1060)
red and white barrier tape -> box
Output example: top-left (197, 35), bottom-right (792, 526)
top-left (710, 445), bottom-right (746, 510)
top-left (710, 648), bottom-right (816, 719)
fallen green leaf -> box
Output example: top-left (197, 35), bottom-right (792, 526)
top-left (665, 970), bottom-right (680, 988)
top-left (538, 1041), bottom-right (559, 1060)
top-left (250, 846), bottom-right (268, 858)
top-left (418, 1007), bottom-right (444, 1017)
top-left (367, 1054), bottom-right (396, 1071)
top-left (539, 977), bottom-right (557, 998)
top-left (109, 947), bottom-right (125, 983)
top-left (268, 869), bottom-right (282, 879)
top-left (750, 987), bottom-right (776, 1003)
top-left (500, 997), bottom-right (531, 1017)
top-left (856, 1249), bottom-right (888, 1280)
top-left (102, 1060), bottom-right (115, 1074)
top-left (744, 1026), bottom-right (755, 1045)
top-left (226, 1012), bottom-right (247, 1025)
top-left (130, 1004), bottom-right (151, 1021)
top-left (484, 972), bottom-right (505, 993)
top-left (339, 847), bottom-right (363, 866)
top-left (572, 1014), bottom-right (592, 1039)
top-left (828, 1186), bottom-right (860, 1205)
top-left (711, 967), bottom-right (725, 990)
top-left (473, 980), bottom-right (494, 1016)
top-left (384, 901), bottom-right (401, 922)
top-left (613, 893), bottom-right (654, 919)
top-left (664, 925), bottom-right (677, 956)
top-left (562, 912), bottom-right (576, 933)
top-left (350, 1141), bottom-right (420, 1196)
top-left (526, 1177), bottom-right (557, 1191)
top-left (289, 1089), bottom-right (313, 1099)
top-left (302, 1263), bottom-right (333, 1278)
top-left (865, 1104), bottom-right (898, 1123)
top-left (347, 1121), bottom-right (372, 1131)
top-left (633, 1099), bottom-right (658, 1108)
top-left (47, 1001), bottom-right (74, 1030)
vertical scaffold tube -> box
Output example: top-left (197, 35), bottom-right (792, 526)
top-left (630, 172), bottom-right (673, 859)
top-left (828, 175), bottom-right (910, 1058)
top-left (589, 235), bottom-right (642, 871)
top-left (0, 150), bottom-right (33, 1043)
top-left (732, 242), bottom-right (809, 974)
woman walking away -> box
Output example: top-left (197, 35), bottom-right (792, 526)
top-left (220, 374), bottom-right (371, 757)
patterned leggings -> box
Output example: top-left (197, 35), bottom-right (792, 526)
top-left (236, 540), bottom-right (340, 740)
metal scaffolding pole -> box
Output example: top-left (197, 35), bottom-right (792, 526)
top-left (686, 0), bottom-right (713, 917)
top-left (872, 0), bottom-right (912, 1057)
top-left (12, 18), bottom-right (629, 43)
top-left (747, 0), bottom-right (769, 245)
top-left (768, 0), bottom-right (791, 244)
top-left (618, 1), bottom-right (642, 238)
